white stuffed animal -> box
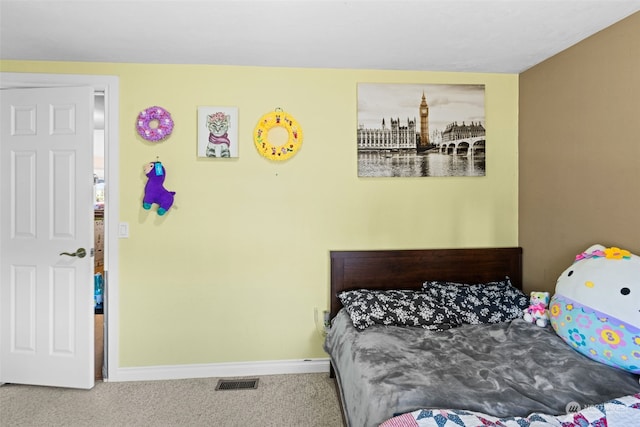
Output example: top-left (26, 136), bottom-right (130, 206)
top-left (523, 291), bottom-right (550, 327)
top-left (549, 244), bottom-right (640, 374)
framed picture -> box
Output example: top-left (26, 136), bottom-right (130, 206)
top-left (357, 83), bottom-right (485, 177)
top-left (197, 106), bottom-right (239, 158)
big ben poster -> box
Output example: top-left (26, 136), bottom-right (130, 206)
top-left (357, 83), bottom-right (485, 177)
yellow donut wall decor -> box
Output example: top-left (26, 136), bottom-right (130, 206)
top-left (253, 108), bottom-right (303, 161)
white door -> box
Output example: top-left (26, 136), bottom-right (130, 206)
top-left (0, 86), bottom-right (95, 389)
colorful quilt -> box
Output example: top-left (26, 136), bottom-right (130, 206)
top-left (380, 393), bottom-right (640, 427)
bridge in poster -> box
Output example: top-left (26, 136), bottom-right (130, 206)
top-left (438, 136), bottom-right (485, 156)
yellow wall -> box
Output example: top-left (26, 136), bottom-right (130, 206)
top-left (1, 61), bottom-right (519, 366)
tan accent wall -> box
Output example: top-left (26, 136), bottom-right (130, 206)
top-left (519, 12), bottom-right (640, 293)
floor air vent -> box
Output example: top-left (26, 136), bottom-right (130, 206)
top-left (215, 378), bottom-right (259, 391)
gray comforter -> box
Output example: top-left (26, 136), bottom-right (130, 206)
top-left (324, 309), bottom-right (640, 427)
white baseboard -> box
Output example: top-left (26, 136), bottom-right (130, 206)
top-left (105, 358), bottom-right (330, 382)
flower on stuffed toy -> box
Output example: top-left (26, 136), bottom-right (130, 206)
top-left (604, 247), bottom-right (631, 260)
top-left (575, 249), bottom-right (606, 261)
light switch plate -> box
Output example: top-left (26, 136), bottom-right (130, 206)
top-left (118, 222), bottom-right (129, 238)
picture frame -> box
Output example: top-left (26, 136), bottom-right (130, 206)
top-left (197, 106), bottom-right (239, 158)
top-left (357, 83), bottom-right (486, 177)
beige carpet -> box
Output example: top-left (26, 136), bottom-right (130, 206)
top-left (0, 373), bottom-right (344, 427)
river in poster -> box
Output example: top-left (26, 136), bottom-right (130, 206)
top-left (358, 150), bottom-right (485, 177)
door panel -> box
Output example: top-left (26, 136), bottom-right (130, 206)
top-left (1, 86), bottom-right (94, 389)
top-left (12, 266), bottom-right (36, 353)
top-left (12, 151), bottom-right (36, 238)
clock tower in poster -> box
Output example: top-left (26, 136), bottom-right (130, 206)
top-left (419, 92), bottom-right (430, 150)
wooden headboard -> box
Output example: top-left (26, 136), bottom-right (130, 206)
top-left (330, 247), bottom-right (523, 318)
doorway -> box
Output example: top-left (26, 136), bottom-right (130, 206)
top-left (94, 93), bottom-right (105, 380)
top-left (0, 72), bottom-right (120, 384)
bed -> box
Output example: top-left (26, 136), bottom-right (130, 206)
top-left (324, 248), bottom-right (640, 427)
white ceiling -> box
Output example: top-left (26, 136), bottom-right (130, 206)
top-left (1, 0), bottom-right (639, 74)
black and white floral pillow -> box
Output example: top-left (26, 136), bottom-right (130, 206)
top-left (422, 277), bottom-right (528, 325)
top-left (337, 289), bottom-right (460, 331)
